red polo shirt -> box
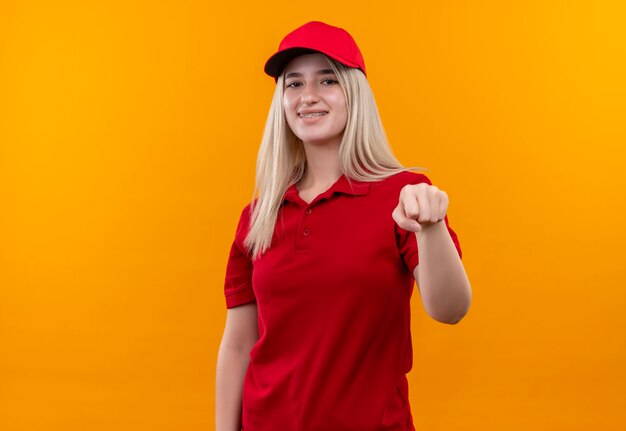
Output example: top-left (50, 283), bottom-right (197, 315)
top-left (223, 171), bottom-right (462, 431)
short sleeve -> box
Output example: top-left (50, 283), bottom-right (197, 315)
top-left (223, 204), bottom-right (257, 309)
top-left (395, 173), bottom-right (463, 274)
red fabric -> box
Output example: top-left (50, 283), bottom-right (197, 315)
top-left (264, 21), bottom-right (367, 78)
top-left (223, 171), bottom-right (462, 431)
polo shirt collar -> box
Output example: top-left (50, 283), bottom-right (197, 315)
top-left (282, 174), bottom-right (370, 204)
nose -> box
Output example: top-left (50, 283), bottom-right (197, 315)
top-left (300, 83), bottom-right (319, 104)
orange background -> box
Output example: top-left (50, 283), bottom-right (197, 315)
top-left (1, 1), bottom-right (625, 430)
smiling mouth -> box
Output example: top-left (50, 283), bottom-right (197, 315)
top-left (298, 112), bottom-right (328, 118)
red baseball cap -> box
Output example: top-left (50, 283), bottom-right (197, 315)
top-left (264, 21), bottom-right (367, 79)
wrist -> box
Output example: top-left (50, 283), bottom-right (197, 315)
top-left (417, 219), bottom-right (445, 235)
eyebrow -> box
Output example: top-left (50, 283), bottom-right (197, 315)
top-left (284, 69), bottom-right (336, 79)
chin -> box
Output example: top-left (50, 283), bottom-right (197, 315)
top-left (295, 130), bottom-right (343, 144)
top-left (300, 136), bottom-right (340, 145)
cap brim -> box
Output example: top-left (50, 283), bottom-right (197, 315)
top-left (264, 47), bottom-right (320, 78)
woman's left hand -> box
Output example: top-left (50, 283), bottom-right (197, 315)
top-left (392, 183), bottom-right (449, 233)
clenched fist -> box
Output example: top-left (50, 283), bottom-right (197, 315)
top-left (392, 183), bottom-right (449, 233)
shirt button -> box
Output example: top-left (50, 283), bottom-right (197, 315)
top-left (303, 228), bottom-right (310, 236)
top-left (305, 208), bottom-right (312, 215)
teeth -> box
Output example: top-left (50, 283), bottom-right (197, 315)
top-left (300, 112), bottom-right (327, 118)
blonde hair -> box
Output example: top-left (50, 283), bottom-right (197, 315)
top-left (244, 55), bottom-right (425, 260)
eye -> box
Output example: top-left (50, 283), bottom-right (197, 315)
top-left (285, 81), bottom-right (302, 88)
top-left (322, 79), bottom-right (338, 85)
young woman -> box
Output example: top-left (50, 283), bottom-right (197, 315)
top-left (216, 21), bottom-right (472, 431)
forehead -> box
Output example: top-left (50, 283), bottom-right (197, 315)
top-left (283, 53), bottom-right (333, 74)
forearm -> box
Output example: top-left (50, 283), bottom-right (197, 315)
top-left (415, 221), bottom-right (472, 324)
top-left (215, 341), bottom-right (252, 431)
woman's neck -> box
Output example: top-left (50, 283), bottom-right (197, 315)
top-left (297, 140), bottom-right (342, 191)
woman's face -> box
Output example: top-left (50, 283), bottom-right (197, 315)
top-left (282, 53), bottom-right (348, 147)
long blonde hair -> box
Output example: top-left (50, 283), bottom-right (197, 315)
top-left (244, 55), bottom-right (425, 261)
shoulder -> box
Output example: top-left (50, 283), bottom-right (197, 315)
top-left (238, 197), bottom-right (260, 219)
top-left (234, 200), bottom-right (257, 236)
top-left (361, 171), bottom-right (433, 208)
top-left (230, 201), bottom-right (257, 254)
top-left (373, 170), bottom-right (433, 190)
top-left (240, 201), bottom-right (253, 219)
